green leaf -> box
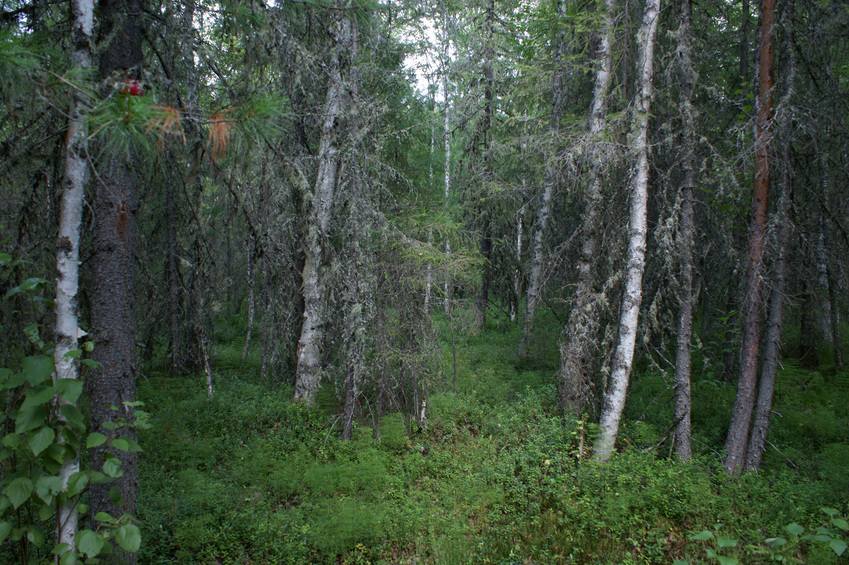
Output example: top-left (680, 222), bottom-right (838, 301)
top-left (102, 421), bottom-right (121, 431)
top-left (66, 471), bottom-right (89, 498)
top-left (832, 518), bottom-right (848, 531)
top-left (35, 475), bottom-right (62, 504)
top-left (766, 537), bottom-right (787, 547)
top-left (77, 529), bottom-right (104, 558)
top-left (86, 433), bottom-right (107, 448)
top-left (28, 425), bottom-right (55, 456)
top-left (690, 530), bottom-right (715, 541)
top-left (830, 539), bottom-right (847, 556)
top-left (111, 438), bottom-right (130, 451)
top-left (21, 355), bottom-right (54, 385)
top-left (20, 277), bottom-right (47, 291)
top-left (4, 286), bottom-right (21, 300)
top-left (44, 443), bottom-right (67, 465)
top-left (0, 521), bottom-right (11, 543)
top-left (62, 349), bottom-right (82, 360)
top-left (114, 524), bottom-right (141, 552)
top-left (38, 504), bottom-right (54, 520)
top-left (4, 477), bottom-right (33, 509)
top-left (3, 371), bottom-right (27, 389)
top-left (55, 378), bottom-right (83, 404)
top-left (59, 550), bottom-right (76, 565)
top-left (102, 456), bottom-right (123, 478)
top-left (2, 432), bottom-right (22, 448)
top-left (717, 536), bottom-right (738, 548)
top-left (21, 385), bottom-right (56, 408)
top-left (822, 507), bottom-right (839, 517)
top-left (80, 358), bottom-right (101, 369)
top-left (94, 512), bottom-right (118, 524)
top-left (785, 523), bottom-right (805, 536)
top-left (108, 487), bottom-right (122, 506)
top-left (60, 404), bottom-right (86, 433)
top-left (716, 557), bottom-right (739, 565)
top-left (15, 404), bottom-right (47, 432)
top-left (26, 525), bottom-right (44, 545)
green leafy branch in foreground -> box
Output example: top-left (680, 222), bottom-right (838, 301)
top-left (680, 507), bottom-right (849, 565)
top-left (0, 254), bottom-right (147, 564)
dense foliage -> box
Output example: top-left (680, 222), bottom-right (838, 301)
top-left (1, 0), bottom-right (848, 562)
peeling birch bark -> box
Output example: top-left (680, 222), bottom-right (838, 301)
top-left (595, 0), bottom-right (660, 463)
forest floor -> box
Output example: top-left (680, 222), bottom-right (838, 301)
top-left (136, 309), bottom-right (849, 564)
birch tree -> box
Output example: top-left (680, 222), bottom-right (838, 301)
top-left (53, 0), bottom-right (93, 556)
top-left (594, 0), bottom-right (660, 462)
top-left (293, 2), bottom-right (359, 404)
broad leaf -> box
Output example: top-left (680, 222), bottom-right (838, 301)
top-left (830, 539), bottom-right (848, 556)
top-left (103, 456), bottom-right (123, 478)
top-left (86, 432), bottom-right (107, 448)
top-left (785, 523), bottom-right (805, 536)
top-left (4, 477), bottom-right (33, 509)
top-left (35, 475), bottom-right (62, 504)
top-left (77, 529), bottom-right (104, 558)
top-left (114, 524), bottom-right (141, 552)
top-left (55, 378), bottom-right (83, 404)
top-left (0, 521), bottom-right (11, 543)
top-left (21, 385), bottom-right (55, 408)
top-left (28, 426), bottom-right (55, 456)
top-left (690, 530), bottom-right (714, 541)
top-left (66, 471), bottom-right (89, 498)
top-left (717, 536), bottom-right (737, 548)
top-left (21, 356), bottom-right (53, 385)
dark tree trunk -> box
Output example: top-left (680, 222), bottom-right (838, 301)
top-left (88, 2), bottom-right (144, 555)
top-left (673, 0), bottom-right (697, 460)
top-left (724, 0), bottom-right (776, 475)
top-left (166, 179), bottom-right (182, 377)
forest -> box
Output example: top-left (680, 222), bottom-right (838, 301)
top-left (0, 0), bottom-right (848, 562)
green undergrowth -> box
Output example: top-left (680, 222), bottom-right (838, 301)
top-left (136, 308), bottom-right (849, 564)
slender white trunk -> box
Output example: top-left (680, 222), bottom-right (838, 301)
top-left (294, 7), bottom-right (357, 403)
top-left (425, 118), bottom-right (435, 314)
top-left (512, 203), bottom-right (523, 323)
top-left (595, 0), bottom-right (660, 462)
top-left (441, 4), bottom-right (452, 316)
top-left (54, 0), bottom-right (93, 558)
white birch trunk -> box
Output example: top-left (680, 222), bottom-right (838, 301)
top-left (594, 0), bottom-right (660, 462)
top-left (294, 8), bottom-right (356, 403)
top-left (53, 0), bottom-right (93, 558)
top-left (441, 3), bottom-right (453, 316)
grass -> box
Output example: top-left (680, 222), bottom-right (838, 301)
top-left (135, 305), bottom-right (849, 564)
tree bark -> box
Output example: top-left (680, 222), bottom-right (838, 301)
top-left (242, 240), bottom-right (255, 361)
top-left (519, 0), bottom-right (568, 356)
top-left (53, 0), bottom-right (92, 556)
top-left (724, 0), bottom-right (776, 475)
top-left (88, 2), bottom-right (144, 554)
top-left (165, 179), bottom-right (182, 377)
top-left (556, 0), bottom-right (616, 414)
top-left (293, 3), bottom-right (358, 403)
top-left (673, 0), bottom-right (697, 461)
top-left (745, 0), bottom-right (795, 471)
top-left (595, 0), bottom-right (660, 463)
